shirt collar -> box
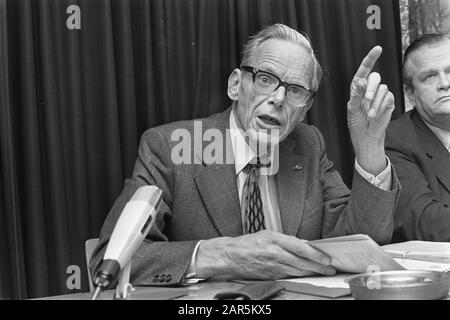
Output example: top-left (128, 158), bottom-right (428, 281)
top-left (229, 109), bottom-right (276, 175)
top-left (424, 121), bottom-right (450, 152)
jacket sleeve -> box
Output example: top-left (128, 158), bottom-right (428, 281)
top-left (311, 126), bottom-right (401, 244)
top-left (89, 128), bottom-right (199, 287)
top-left (386, 128), bottom-right (450, 241)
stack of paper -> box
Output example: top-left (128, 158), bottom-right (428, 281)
top-left (279, 236), bottom-right (450, 298)
top-left (279, 234), bottom-right (405, 296)
top-left (280, 274), bottom-right (351, 288)
top-left (278, 274), bottom-right (352, 297)
top-left (308, 234), bottom-right (404, 273)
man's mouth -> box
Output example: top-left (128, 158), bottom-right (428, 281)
top-left (257, 115), bottom-right (281, 126)
top-left (436, 95), bottom-right (450, 103)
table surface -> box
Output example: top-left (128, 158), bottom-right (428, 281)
top-left (37, 280), bottom-right (353, 300)
top-left (37, 279), bottom-right (450, 300)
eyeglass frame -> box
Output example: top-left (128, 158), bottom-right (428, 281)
top-left (240, 66), bottom-right (316, 107)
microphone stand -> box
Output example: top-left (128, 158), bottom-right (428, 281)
top-left (114, 261), bottom-right (133, 300)
top-left (90, 261), bottom-right (133, 300)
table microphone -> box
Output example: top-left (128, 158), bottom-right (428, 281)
top-left (91, 185), bottom-right (162, 300)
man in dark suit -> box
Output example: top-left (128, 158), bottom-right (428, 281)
top-left (90, 24), bottom-right (400, 286)
top-left (386, 34), bottom-right (450, 242)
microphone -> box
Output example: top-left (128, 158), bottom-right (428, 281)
top-left (91, 185), bottom-right (162, 299)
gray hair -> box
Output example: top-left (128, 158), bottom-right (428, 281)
top-left (403, 33), bottom-right (450, 92)
top-left (240, 23), bottom-right (323, 91)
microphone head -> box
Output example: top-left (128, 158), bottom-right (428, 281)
top-left (130, 185), bottom-right (162, 208)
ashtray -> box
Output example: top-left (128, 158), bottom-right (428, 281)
top-left (345, 270), bottom-right (450, 300)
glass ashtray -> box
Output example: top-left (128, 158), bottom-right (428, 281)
top-left (345, 270), bottom-right (450, 300)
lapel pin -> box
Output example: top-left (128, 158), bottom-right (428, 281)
top-left (293, 165), bottom-right (302, 171)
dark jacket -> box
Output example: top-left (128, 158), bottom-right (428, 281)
top-left (386, 109), bottom-right (450, 242)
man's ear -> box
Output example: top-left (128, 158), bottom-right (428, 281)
top-left (298, 101), bottom-right (314, 122)
top-left (227, 69), bottom-right (241, 101)
top-left (305, 100), bottom-right (314, 113)
top-left (404, 85), bottom-right (415, 106)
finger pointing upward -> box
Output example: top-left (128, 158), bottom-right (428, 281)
top-left (353, 46), bottom-right (382, 80)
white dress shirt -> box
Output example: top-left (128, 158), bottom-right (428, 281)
top-left (184, 109), bottom-right (392, 282)
top-left (230, 111), bottom-right (283, 233)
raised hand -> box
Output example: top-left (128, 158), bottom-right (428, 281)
top-left (347, 46), bottom-right (395, 175)
top-left (195, 230), bottom-right (336, 280)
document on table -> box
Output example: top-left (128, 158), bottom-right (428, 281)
top-left (382, 241), bottom-right (450, 264)
top-left (382, 241), bottom-right (450, 272)
top-left (277, 237), bottom-right (450, 298)
top-left (278, 274), bottom-right (352, 298)
top-left (280, 273), bottom-right (351, 289)
top-left (393, 258), bottom-right (450, 272)
top-left (308, 234), bottom-right (404, 273)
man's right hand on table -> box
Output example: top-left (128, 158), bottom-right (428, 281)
top-left (194, 230), bottom-right (336, 280)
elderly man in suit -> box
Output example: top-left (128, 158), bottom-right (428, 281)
top-left (386, 33), bottom-right (450, 242)
top-left (90, 23), bottom-right (400, 286)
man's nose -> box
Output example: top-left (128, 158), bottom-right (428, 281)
top-left (437, 72), bottom-right (450, 91)
top-left (269, 86), bottom-right (286, 107)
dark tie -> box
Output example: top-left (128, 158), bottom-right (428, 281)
top-left (242, 161), bottom-right (265, 233)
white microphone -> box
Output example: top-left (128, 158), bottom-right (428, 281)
top-left (92, 185), bottom-right (162, 298)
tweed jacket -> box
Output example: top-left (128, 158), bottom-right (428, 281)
top-left (90, 107), bottom-right (400, 286)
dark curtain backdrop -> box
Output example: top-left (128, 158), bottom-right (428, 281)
top-left (0, 0), bottom-right (403, 299)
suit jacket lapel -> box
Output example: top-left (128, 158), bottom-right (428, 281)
top-left (276, 138), bottom-right (309, 236)
top-left (434, 154), bottom-right (450, 194)
top-left (413, 112), bottom-right (450, 193)
top-left (194, 108), bottom-right (242, 236)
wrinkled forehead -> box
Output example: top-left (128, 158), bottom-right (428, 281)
top-left (251, 39), bottom-right (315, 85)
top-left (407, 40), bottom-right (450, 76)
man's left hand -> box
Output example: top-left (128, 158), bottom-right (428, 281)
top-left (347, 46), bottom-right (395, 176)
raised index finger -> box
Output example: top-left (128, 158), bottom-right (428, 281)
top-left (353, 46), bottom-right (382, 80)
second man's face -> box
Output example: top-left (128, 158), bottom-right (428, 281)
top-left (229, 39), bottom-right (315, 144)
top-left (407, 40), bottom-right (450, 128)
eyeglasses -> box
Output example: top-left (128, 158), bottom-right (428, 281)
top-left (241, 66), bottom-right (315, 107)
